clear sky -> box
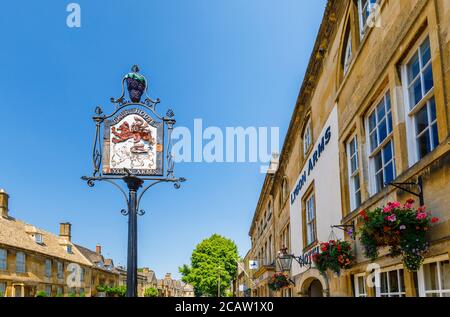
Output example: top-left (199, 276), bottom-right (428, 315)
top-left (0, 0), bottom-right (326, 279)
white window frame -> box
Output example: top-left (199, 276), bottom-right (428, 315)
top-left (343, 33), bottom-right (353, 75)
top-left (354, 273), bottom-right (367, 297)
top-left (401, 34), bottom-right (438, 166)
top-left (303, 119), bottom-right (312, 157)
top-left (0, 249), bottom-right (6, 271)
top-left (305, 192), bottom-right (316, 246)
top-left (16, 252), bottom-right (25, 273)
top-left (347, 134), bottom-right (361, 211)
top-left (417, 254), bottom-right (450, 297)
top-left (357, 0), bottom-right (379, 38)
top-left (375, 266), bottom-right (406, 297)
top-left (34, 233), bottom-right (43, 244)
top-left (365, 90), bottom-right (395, 195)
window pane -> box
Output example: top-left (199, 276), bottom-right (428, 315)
top-left (389, 270), bottom-right (399, 293)
top-left (420, 38), bottom-right (431, 64)
top-left (378, 119), bottom-right (387, 142)
top-left (429, 98), bottom-right (437, 121)
top-left (439, 261), bottom-right (450, 290)
top-left (377, 101), bottom-right (386, 120)
top-left (384, 162), bottom-right (394, 185)
top-left (368, 113), bottom-right (376, 132)
top-left (408, 53), bottom-right (420, 83)
top-left (355, 190), bottom-right (361, 208)
top-left (417, 130), bottom-right (431, 159)
top-left (351, 156), bottom-right (358, 173)
top-left (399, 269), bottom-right (405, 292)
top-left (409, 78), bottom-right (423, 107)
top-left (387, 112), bottom-right (393, 133)
top-left (380, 272), bottom-right (388, 293)
top-left (415, 106), bottom-right (429, 135)
top-left (370, 131), bottom-right (378, 152)
top-left (358, 276), bottom-right (366, 295)
top-left (354, 174), bottom-right (361, 193)
top-left (374, 152), bottom-right (383, 172)
top-left (431, 123), bottom-right (439, 149)
top-left (375, 171), bottom-right (384, 192)
top-left (423, 64), bottom-right (434, 94)
top-left (383, 141), bottom-right (393, 163)
top-left (423, 262), bottom-right (438, 291)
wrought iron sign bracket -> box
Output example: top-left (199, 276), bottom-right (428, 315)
top-left (331, 224), bottom-right (355, 239)
top-left (388, 175), bottom-right (424, 206)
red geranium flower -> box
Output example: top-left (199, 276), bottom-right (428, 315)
top-left (431, 217), bottom-right (439, 223)
top-left (406, 198), bottom-right (415, 204)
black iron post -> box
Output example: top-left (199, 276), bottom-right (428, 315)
top-left (82, 65), bottom-right (186, 297)
top-left (124, 175), bottom-right (143, 297)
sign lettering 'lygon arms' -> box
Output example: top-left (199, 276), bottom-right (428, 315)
top-left (103, 108), bottom-right (164, 176)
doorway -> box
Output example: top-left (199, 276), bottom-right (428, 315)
top-left (308, 279), bottom-right (323, 297)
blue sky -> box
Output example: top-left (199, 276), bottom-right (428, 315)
top-left (0, 0), bottom-right (326, 279)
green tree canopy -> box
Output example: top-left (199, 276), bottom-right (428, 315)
top-left (144, 287), bottom-right (158, 297)
top-left (179, 234), bottom-right (238, 297)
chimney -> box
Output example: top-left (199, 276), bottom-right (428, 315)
top-left (59, 222), bottom-right (72, 241)
top-left (96, 244), bottom-right (102, 255)
top-left (0, 189), bottom-right (9, 218)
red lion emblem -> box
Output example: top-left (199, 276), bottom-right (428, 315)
top-left (111, 117), bottom-right (155, 153)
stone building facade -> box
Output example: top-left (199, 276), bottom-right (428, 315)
top-left (0, 189), bottom-right (118, 297)
top-left (246, 0), bottom-right (449, 297)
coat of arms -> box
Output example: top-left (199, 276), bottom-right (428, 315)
top-left (102, 108), bottom-right (163, 176)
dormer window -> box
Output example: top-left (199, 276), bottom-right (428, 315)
top-left (34, 233), bottom-right (43, 244)
top-left (66, 245), bottom-right (72, 254)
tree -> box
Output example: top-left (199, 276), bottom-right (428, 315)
top-left (179, 234), bottom-right (238, 297)
top-left (144, 287), bottom-right (158, 297)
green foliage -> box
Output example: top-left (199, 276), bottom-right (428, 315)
top-left (68, 292), bottom-right (77, 297)
top-left (144, 287), bottom-right (158, 297)
top-left (97, 285), bottom-right (126, 297)
top-left (35, 290), bottom-right (47, 297)
top-left (312, 240), bottom-right (354, 275)
top-left (179, 234), bottom-right (238, 297)
top-left (358, 200), bottom-right (439, 271)
top-left (79, 292), bottom-right (86, 297)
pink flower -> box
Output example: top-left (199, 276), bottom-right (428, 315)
top-left (399, 225), bottom-right (406, 230)
top-left (387, 214), bottom-right (397, 222)
top-left (416, 212), bottom-right (427, 220)
top-left (404, 203), bottom-right (413, 209)
top-left (418, 206), bottom-right (427, 212)
top-left (383, 206), bottom-right (392, 213)
top-left (390, 201), bottom-right (401, 208)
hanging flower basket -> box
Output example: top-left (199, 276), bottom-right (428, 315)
top-left (312, 240), bottom-right (354, 275)
top-left (268, 272), bottom-right (291, 291)
top-left (358, 199), bottom-right (439, 271)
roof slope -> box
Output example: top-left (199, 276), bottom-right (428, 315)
top-left (0, 216), bottom-right (91, 266)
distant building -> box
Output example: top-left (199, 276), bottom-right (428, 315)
top-left (157, 273), bottom-right (194, 297)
